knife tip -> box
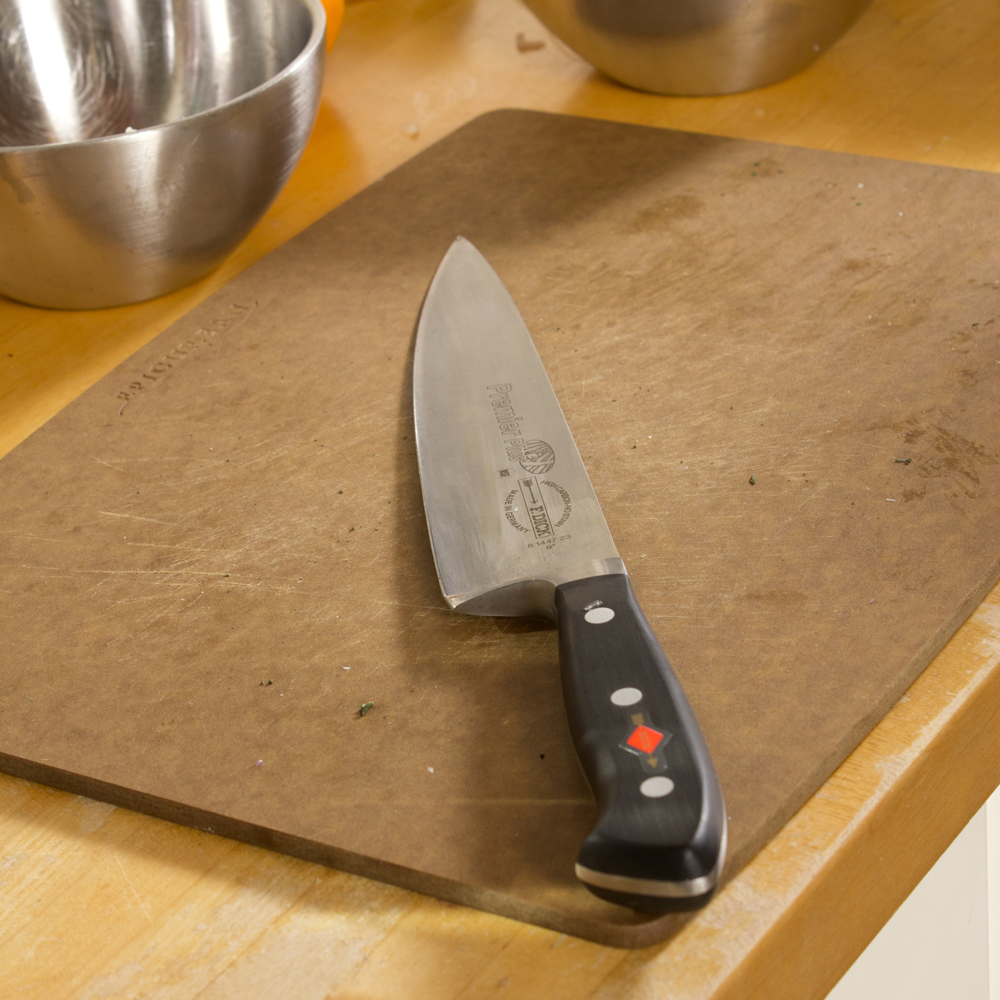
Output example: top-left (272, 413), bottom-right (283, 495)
top-left (439, 234), bottom-right (481, 270)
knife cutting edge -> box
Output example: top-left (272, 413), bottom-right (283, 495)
top-left (412, 237), bottom-right (726, 912)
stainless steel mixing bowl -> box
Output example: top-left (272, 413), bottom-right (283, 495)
top-left (0, 0), bottom-right (325, 309)
top-left (522, 0), bottom-right (873, 95)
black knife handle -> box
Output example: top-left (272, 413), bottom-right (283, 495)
top-left (555, 574), bottom-right (726, 912)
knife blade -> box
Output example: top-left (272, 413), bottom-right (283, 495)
top-left (412, 236), bottom-right (726, 911)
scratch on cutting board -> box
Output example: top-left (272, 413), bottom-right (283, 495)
top-left (56, 567), bottom-right (232, 577)
top-left (91, 457), bottom-right (129, 473)
top-left (369, 599), bottom-right (450, 613)
top-left (125, 542), bottom-right (227, 552)
top-left (99, 511), bottom-right (174, 526)
top-left (771, 485), bottom-right (830, 540)
top-left (322, 797), bottom-right (593, 805)
top-left (1, 532), bottom-right (64, 543)
top-left (647, 613), bottom-right (714, 622)
top-left (92, 455), bottom-right (190, 464)
top-left (230, 447), bottom-right (295, 472)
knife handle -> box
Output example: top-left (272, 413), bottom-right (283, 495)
top-left (554, 574), bottom-right (726, 912)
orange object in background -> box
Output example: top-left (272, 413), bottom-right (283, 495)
top-left (322, 0), bottom-right (345, 49)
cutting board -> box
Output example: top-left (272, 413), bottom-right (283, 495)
top-left (2, 111), bottom-right (998, 948)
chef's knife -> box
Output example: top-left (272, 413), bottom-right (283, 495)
top-left (413, 237), bottom-right (726, 912)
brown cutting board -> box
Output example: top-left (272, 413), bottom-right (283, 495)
top-left (1, 110), bottom-right (999, 948)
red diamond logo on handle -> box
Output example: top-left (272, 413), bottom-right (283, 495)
top-left (625, 724), bottom-right (664, 755)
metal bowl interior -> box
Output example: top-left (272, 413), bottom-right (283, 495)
top-left (0, 0), bottom-right (315, 146)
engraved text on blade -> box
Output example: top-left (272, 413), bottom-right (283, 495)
top-left (488, 383), bottom-right (572, 548)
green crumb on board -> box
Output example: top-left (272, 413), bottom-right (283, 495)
top-left (749, 475), bottom-right (756, 485)
top-left (359, 701), bottom-right (374, 717)
top-left (895, 458), bottom-right (912, 464)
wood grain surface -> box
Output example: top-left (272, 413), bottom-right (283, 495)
top-left (2, 0), bottom-right (999, 993)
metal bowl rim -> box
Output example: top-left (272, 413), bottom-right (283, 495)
top-left (0, 0), bottom-right (326, 156)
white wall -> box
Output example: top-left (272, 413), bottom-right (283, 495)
top-left (990, 791), bottom-right (1000, 1000)
top-left (825, 788), bottom-right (999, 1000)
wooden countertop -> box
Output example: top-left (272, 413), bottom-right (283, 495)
top-left (2, 0), bottom-right (999, 995)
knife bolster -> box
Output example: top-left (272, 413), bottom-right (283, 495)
top-left (450, 557), bottom-right (627, 619)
